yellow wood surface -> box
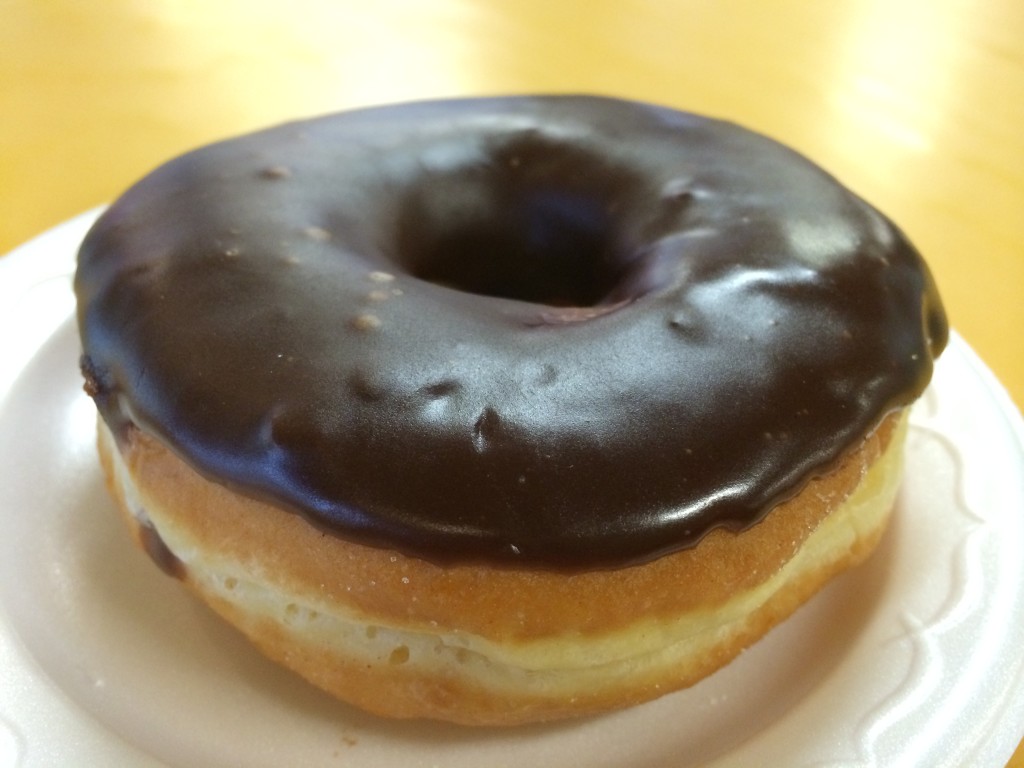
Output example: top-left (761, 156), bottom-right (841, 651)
top-left (2, 0), bottom-right (1022, 761)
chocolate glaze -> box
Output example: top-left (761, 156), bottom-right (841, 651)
top-left (138, 521), bottom-right (186, 580)
top-left (74, 96), bottom-right (947, 569)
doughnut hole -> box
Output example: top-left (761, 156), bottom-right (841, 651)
top-left (395, 138), bottom-right (652, 309)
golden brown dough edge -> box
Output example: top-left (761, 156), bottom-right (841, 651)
top-left (97, 412), bottom-right (905, 725)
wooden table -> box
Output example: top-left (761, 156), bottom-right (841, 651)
top-left (3, 1), bottom-right (1022, 763)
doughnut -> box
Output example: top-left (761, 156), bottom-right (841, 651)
top-left (75, 95), bottom-right (948, 725)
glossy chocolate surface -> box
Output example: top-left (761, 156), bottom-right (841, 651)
top-left (75, 96), bottom-right (947, 568)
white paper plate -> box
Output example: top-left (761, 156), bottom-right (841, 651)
top-left (2, 211), bottom-right (1024, 768)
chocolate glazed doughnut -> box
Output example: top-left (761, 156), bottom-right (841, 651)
top-left (76, 96), bottom-right (947, 724)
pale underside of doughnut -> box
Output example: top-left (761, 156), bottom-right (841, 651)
top-left (97, 412), bottom-right (905, 726)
